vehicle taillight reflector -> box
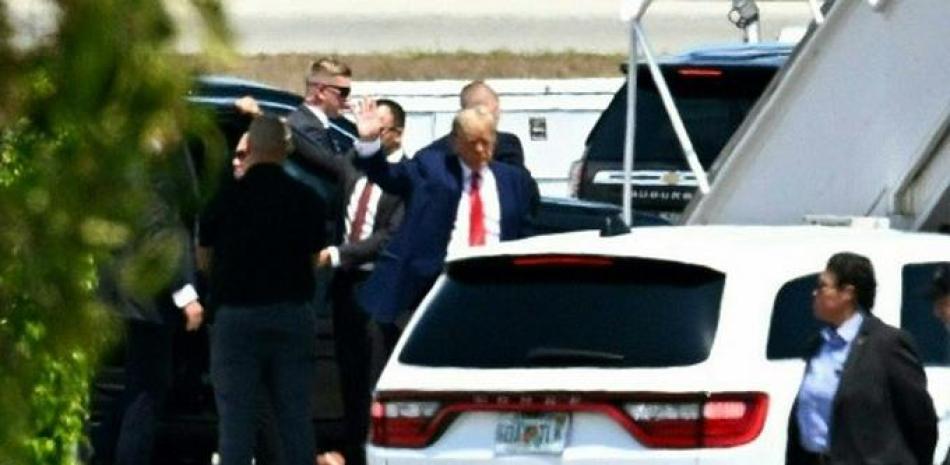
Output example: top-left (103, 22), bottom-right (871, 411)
top-left (678, 68), bottom-right (724, 77)
top-left (371, 392), bottom-right (767, 450)
top-left (623, 393), bottom-right (768, 448)
top-left (370, 401), bottom-right (443, 448)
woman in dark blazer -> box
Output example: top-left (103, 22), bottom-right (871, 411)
top-left (787, 252), bottom-right (937, 465)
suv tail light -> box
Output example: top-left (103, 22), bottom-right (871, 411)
top-left (622, 393), bottom-right (768, 448)
top-left (370, 400), bottom-right (442, 448)
top-left (371, 392), bottom-right (767, 449)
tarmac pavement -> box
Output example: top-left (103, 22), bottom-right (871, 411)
top-left (9, 0), bottom-right (815, 55)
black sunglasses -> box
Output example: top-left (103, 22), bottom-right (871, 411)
top-left (306, 79), bottom-right (351, 99)
top-left (322, 84), bottom-right (351, 99)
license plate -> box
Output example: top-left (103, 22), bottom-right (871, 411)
top-left (494, 412), bottom-right (571, 455)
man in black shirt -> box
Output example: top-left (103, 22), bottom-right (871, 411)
top-left (200, 115), bottom-right (326, 465)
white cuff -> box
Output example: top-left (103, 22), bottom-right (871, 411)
top-left (172, 284), bottom-right (199, 308)
top-left (354, 138), bottom-right (381, 158)
top-left (328, 246), bottom-right (342, 268)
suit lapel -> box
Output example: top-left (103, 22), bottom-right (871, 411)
top-left (297, 105), bottom-right (325, 130)
top-left (831, 314), bottom-right (874, 413)
top-left (368, 154), bottom-right (407, 231)
top-left (490, 162), bottom-right (513, 239)
top-left (296, 105), bottom-right (342, 153)
top-left (447, 153), bottom-right (464, 197)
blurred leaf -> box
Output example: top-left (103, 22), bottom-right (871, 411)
top-left (118, 227), bottom-right (183, 300)
top-left (0, 0), bottom-right (231, 462)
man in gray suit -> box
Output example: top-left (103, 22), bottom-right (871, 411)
top-left (288, 57), bottom-right (353, 156)
top-left (307, 99), bottom-right (406, 465)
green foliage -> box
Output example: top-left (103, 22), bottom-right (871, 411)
top-left (0, 0), bottom-right (230, 463)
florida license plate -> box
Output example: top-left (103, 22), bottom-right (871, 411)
top-left (494, 412), bottom-right (571, 455)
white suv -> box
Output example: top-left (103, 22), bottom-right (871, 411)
top-left (367, 226), bottom-right (950, 464)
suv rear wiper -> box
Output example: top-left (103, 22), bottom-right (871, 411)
top-left (525, 347), bottom-right (625, 366)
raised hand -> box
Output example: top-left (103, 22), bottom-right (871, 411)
top-left (355, 96), bottom-right (381, 142)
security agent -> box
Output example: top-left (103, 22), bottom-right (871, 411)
top-left (786, 252), bottom-right (937, 465)
top-left (199, 115), bottom-right (327, 465)
top-left (98, 148), bottom-right (205, 465)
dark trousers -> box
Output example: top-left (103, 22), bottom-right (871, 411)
top-left (99, 320), bottom-right (174, 465)
top-left (331, 269), bottom-right (373, 465)
top-left (372, 321), bottom-right (401, 383)
top-left (253, 389), bottom-right (283, 465)
top-left (211, 303), bottom-right (317, 465)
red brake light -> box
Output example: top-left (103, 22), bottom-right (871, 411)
top-left (513, 255), bottom-right (614, 267)
top-left (623, 392), bottom-right (768, 448)
top-left (370, 400), bottom-right (443, 448)
top-left (677, 68), bottom-right (723, 78)
top-left (371, 392), bottom-right (767, 450)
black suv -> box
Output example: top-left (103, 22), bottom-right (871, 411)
top-left (570, 43), bottom-right (792, 216)
top-left (87, 76), bottom-right (658, 465)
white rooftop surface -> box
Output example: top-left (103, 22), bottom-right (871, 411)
top-left (449, 225), bottom-right (950, 272)
top-left (381, 225), bottom-right (950, 393)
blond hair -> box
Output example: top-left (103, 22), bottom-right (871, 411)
top-left (307, 57), bottom-right (352, 84)
top-left (451, 106), bottom-right (497, 143)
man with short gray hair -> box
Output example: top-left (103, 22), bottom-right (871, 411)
top-left (199, 115), bottom-right (327, 465)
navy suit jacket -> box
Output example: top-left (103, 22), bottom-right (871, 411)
top-left (354, 142), bottom-right (536, 323)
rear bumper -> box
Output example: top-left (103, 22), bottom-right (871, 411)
top-left (367, 446), bottom-right (770, 465)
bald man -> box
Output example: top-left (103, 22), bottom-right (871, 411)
top-left (199, 115), bottom-right (326, 465)
top-left (423, 80), bottom-right (526, 167)
top-left (350, 101), bottom-right (537, 326)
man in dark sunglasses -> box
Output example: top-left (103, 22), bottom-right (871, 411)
top-left (289, 57), bottom-right (355, 160)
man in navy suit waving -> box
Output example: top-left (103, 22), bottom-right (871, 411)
top-left (351, 101), bottom-right (536, 327)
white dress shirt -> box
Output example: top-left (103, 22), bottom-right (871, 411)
top-left (304, 104), bottom-right (329, 128)
top-left (172, 284), bottom-right (198, 308)
top-left (353, 139), bottom-right (500, 257)
top-left (446, 163), bottom-right (501, 257)
top-left (305, 104), bottom-right (357, 142)
top-left (328, 148), bottom-right (406, 269)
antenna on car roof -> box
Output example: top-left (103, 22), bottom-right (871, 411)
top-left (601, 215), bottom-right (632, 237)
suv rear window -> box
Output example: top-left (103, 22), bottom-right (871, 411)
top-left (585, 66), bottom-right (776, 169)
top-left (398, 256), bottom-right (725, 368)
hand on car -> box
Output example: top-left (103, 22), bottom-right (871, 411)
top-left (234, 96), bottom-right (263, 116)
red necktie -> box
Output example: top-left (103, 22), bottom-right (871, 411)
top-left (469, 171), bottom-right (486, 246)
top-left (348, 180), bottom-right (374, 243)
